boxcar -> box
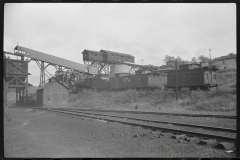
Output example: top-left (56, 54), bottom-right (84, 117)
top-left (165, 63), bottom-right (218, 91)
top-left (110, 77), bottom-right (121, 90)
top-left (121, 76), bottom-right (131, 89)
top-left (130, 74), bottom-right (166, 90)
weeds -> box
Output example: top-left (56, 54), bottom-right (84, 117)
top-left (72, 72), bottom-right (236, 112)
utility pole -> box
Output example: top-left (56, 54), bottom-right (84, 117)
top-left (175, 59), bottom-right (178, 101)
top-left (141, 59), bottom-right (143, 65)
top-left (209, 48), bottom-right (212, 86)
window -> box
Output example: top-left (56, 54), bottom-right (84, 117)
top-left (222, 60), bottom-right (225, 65)
top-left (95, 54), bottom-right (97, 56)
top-left (206, 73), bottom-right (208, 79)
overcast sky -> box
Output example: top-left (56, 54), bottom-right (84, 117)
top-left (4, 3), bottom-right (236, 86)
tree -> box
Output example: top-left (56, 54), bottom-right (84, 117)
top-left (191, 57), bottom-right (197, 62)
top-left (161, 55), bottom-right (185, 69)
top-left (197, 55), bottom-right (210, 63)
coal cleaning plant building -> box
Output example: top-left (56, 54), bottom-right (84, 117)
top-left (36, 78), bottom-right (69, 107)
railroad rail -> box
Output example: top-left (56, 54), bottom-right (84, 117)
top-left (36, 108), bottom-right (236, 142)
top-left (59, 108), bottom-right (236, 119)
top-left (57, 108), bottom-right (236, 133)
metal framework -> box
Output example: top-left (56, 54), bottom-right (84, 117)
top-left (84, 61), bottom-right (111, 76)
top-left (4, 54), bottom-right (30, 105)
top-left (84, 59), bottom-right (167, 76)
top-left (13, 46), bottom-right (93, 87)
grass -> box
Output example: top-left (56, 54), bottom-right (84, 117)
top-left (70, 69), bottom-right (236, 113)
top-left (217, 68), bottom-right (236, 85)
top-left (70, 86), bottom-right (236, 112)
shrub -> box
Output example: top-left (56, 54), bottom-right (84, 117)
top-left (71, 82), bottom-right (236, 112)
top-left (114, 89), bottom-right (139, 104)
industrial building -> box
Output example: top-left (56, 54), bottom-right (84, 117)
top-left (100, 50), bottom-right (135, 63)
top-left (82, 49), bottom-right (105, 62)
top-left (36, 77), bottom-right (69, 107)
top-left (215, 53), bottom-right (236, 69)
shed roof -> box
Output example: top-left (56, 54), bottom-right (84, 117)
top-left (82, 49), bottom-right (103, 54)
top-left (100, 50), bottom-right (134, 57)
top-left (37, 77), bottom-right (69, 90)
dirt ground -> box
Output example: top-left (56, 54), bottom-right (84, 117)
top-left (4, 108), bottom-right (235, 158)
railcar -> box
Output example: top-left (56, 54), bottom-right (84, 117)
top-left (165, 63), bottom-right (219, 91)
top-left (75, 73), bottom-right (166, 91)
top-left (129, 74), bottom-right (166, 90)
top-left (75, 77), bottom-right (110, 90)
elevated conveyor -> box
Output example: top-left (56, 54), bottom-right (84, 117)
top-left (14, 46), bottom-right (86, 72)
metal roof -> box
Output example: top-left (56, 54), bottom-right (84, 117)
top-left (100, 50), bottom-right (134, 57)
top-left (14, 46), bottom-right (86, 72)
top-left (82, 49), bottom-right (103, 54)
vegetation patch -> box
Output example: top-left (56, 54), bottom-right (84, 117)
top-left (69, 70), bottom-right (236, 112)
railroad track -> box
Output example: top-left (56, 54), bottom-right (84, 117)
top-left (57, 108), bottom-right (236, 133)
top-left (36, 108), bottom-right (236, 144)
top-left (66, 108), bottom-right (236, 119)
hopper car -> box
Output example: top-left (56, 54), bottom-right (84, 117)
top-left (75, 73), bottom-right (166, 91)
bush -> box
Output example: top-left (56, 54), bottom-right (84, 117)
top-left (177, 88), bottom-right (236, 111)
top-left (114, 89), bottom-right (139, 104)
top-left (71, 83), bottom-right (236, 112)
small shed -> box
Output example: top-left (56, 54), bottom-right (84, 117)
top-left (36, 77), bottom-right (69, 108)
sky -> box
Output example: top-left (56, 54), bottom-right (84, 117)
top-left (4, 3), bottom-right (236, 86)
